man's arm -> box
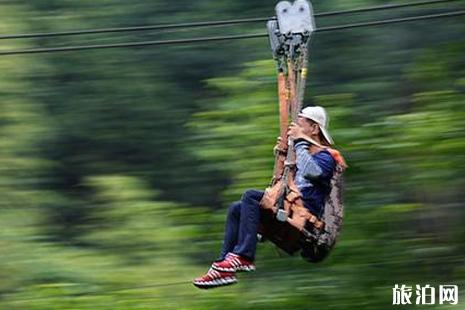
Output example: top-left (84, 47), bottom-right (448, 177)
top-left (295, 140), bottom-right (335, 179)
top-left (295, 140), bottom-right (323, 178)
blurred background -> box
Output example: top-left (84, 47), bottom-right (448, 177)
top-left (0, 0), bottom-right (464, 309)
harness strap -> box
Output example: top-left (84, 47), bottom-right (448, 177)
top-left (273, 52), bottom-right (308, 220)
top-left (271, 72), bottom-right (290, 185)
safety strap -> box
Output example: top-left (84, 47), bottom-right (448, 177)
top-left (273, 48), bottom-right (309, 222)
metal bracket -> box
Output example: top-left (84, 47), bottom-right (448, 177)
top-left (267, 0), bottom-right (315, 61)
top-left (276, 208), bottom-right (288, 222)
top-left (275, 0), bottom-right (315, 35)
top-left (275, 187), bottom-right (288, 222)
top-left (267, 19), bottom-right (284, 60)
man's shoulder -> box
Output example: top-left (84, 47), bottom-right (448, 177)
top-left (314, 149), bottom-right (335, 161)
top-left (314, 150), bottom-right (336, 171)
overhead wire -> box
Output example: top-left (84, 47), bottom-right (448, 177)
top-left (0, 0), bottom-right (459, 40)
top-left (0, 10), bottom-right (463, 56)
top-left (315, 9), bottom-right (465, 32)
top-left (314, 0), bottom-right (459, 16)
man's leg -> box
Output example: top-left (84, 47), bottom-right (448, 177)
top-left (193, 192), bottom-right (264, 288)
top-left (217, 201), bottom-right (241, 261)
top-left (232, 189), bottom-right (264, 261)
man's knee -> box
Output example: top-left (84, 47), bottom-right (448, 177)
top-left (242, 189), bottom-right (264, 203)
top-left (227, 201), bottom-right (241, 218)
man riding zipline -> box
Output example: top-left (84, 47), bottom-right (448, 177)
top-left (193, 106), bottom-right (346, 288)
top-left (193, 0), bottom-right (347, 289)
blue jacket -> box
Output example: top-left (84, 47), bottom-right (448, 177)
top-left (294, 140), bottom-right (336, 217)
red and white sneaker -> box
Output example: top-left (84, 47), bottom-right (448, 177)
top-left (212, 253), bottom-right (256, 272)
top-left (192, 268), bottom-right (237, 289)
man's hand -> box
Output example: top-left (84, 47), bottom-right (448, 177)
top-left (287, 122), bottom-right (305, 141)
top-left (273, 136), bottom-right (287, 155)
top-left (288, 123), bottom-right (323, 147)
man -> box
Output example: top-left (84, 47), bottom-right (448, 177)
top-left (193, 106), bottom-right (337, 289)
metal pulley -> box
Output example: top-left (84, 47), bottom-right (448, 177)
top-left (267, 0), bottom-right (316, 60)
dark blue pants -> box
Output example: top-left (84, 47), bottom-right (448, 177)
top-left (218, 189), bottom-right (264, 262)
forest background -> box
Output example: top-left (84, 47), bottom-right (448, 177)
top-left (0, 0), bottom-right (464, 309)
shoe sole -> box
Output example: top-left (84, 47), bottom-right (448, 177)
top-left (192, 277), bottom-right (237, 289)
top-left (211, 265), bottom-right (256, 273)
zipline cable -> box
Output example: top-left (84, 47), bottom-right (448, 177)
top-left (0, 10), bottom-right (463, 56)
top-left (316, 8), bottom-right (465, 32)
top-left (315, 0), bottom-right (459, 16)
top-left (0, 0), bottom-right (459, 40)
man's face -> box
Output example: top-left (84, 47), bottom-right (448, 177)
top-left (297, 116), bottom-right (319, 137)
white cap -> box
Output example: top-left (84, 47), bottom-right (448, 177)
top-left (298, 106), bottom-right (334, 145)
